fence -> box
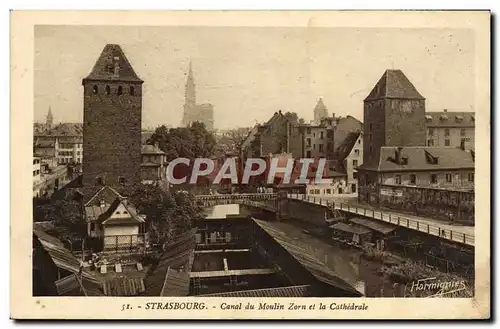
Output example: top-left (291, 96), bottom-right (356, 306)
top-left (286, 193), bottom-right (474, 247)
top-left (103, 234), bottom-right (146, 254)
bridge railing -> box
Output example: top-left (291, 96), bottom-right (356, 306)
top-left (195, 193), bottom-right (277, 201)
top-left (287, 193), bottom-right (474, 246)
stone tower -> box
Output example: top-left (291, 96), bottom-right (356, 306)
top-left (82, 44), bottom-right (143, 192)
top-left (363, 69), bottom-right (426, 168)
top-left (313, 98), bottom-right (328, 123)
top-left (46, 106), bottom-right (53, 129)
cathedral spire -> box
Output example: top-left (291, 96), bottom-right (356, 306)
top-left (46, 106), bottom-right (53, 128)
top-left (185, 61), bottom-right (196, 106)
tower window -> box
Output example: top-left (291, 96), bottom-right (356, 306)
top-left (106, 85), bottom-right (111, 95)
top-left (130, 86), bottom-right (135, 96)
top-left (117, 86), bottom-right (123, 95)
top-left (92, 85), bottom-right (98, 94)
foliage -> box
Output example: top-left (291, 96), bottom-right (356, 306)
top-left (129, 184), bottom-right (204, 246)
top-left (382, 260), bottom-right (474, 297)
top-left (215, 127), bottom-right (251, 157)
top-left (147, 122), bottom-right (216, 162)
top-left (33, 198), bottom-right (86, 239)
top-left (283, 111), bottom-right (299, 123)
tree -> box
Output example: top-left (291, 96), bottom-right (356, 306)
top-left (129, 184), bottom-right (204, 246)
top-left (283, 112), bottom-right (299, 123)
top-left (147, 122), bottom-right (216, 162)
top-left (33, 198), bottom-right (86, 240)
top-left (215, 127), bottom-right (251, 157)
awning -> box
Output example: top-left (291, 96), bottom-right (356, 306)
top-left (349, 217), bottom-right (397, 235)
top-left (330, 222), bottom-right (371, 235)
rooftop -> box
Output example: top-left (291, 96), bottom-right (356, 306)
top-left (425, 111), bottom-right (475, 127)
top-left (365, 69), bottom-right (425, 101)
top-left (141, 144), bottom-right (165, 155)
top-left (358, 146), bottom-right (475, 172)
top-left (83, 44), bottom-right (143, 83)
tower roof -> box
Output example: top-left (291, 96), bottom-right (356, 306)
top-left (47, 106), bottom-right (53, 118)
top-left (83, 44), bottom-right (143, 83)
top-left (314, 98), bottom-right (327, 112)
top-left (364, 69), bottom-right (424, 101)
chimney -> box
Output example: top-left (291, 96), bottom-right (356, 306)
top-left (395, 147), bottom-right (403, 164)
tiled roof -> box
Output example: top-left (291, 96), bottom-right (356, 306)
top-left (35, 140), bottom-right (56, 148)
top-left (335, 132), bottom-right (361, 160)
top-left (160, 267), bottom-right (190, 297)
top-left (34, 123), bottom-right (83, 137)
top-left (200, 285), bottom-right (312, 297)
top-left (103, 278), bottom-right (145, 296)
top-left (99, 198), bottom-right (144, 226)
top-left (55, 273), bottom-right (104, 296)
top-left (365, 69), bottom-right (425, 101)
top-left (253, 219), bottom-right (362, 296)
top-left (142, 144), bottom-right (165, 155)
top-left (83, 44), bottom-right (143, 83)
top-left (330, 222), bottom-right (371, 235)
top-left (33, 227), bottom-right (99, 282)
top-left (425, 111), bottom-right (475, 127)
top-left (84, 186), bottom-right (123, 206)
top-left (349, 217), bottom-right (397, 235)
top-left (359, 146), bottom-right (475, 172)
top-left (143, 229), bottom-right (196, 296)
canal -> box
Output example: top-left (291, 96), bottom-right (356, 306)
top-left (203, 204), bottom-right (406, 297)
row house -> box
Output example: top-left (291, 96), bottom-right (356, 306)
top-left (34, 123), bottom-right (84, 165)
top-left (358, 146), bottom-right (475, 204)
top-left (425, 110), bottom-right (475, 148)
top-left (141, 144), bottom-right (167, 185)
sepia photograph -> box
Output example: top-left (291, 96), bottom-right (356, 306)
top-left (11, 10), bottom-right (490, 319)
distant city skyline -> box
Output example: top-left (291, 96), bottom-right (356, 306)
top-left (35, 26), bottom-right (475, 129)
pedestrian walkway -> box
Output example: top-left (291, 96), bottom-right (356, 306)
top-left (287, 194), bottom-right (474, 247)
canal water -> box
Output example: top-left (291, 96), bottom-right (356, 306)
top-left (203, 204), bottom-right (406, 297)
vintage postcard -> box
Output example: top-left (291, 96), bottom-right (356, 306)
top-left (11, 10), bottom-right (490, 319)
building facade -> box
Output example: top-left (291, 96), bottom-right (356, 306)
top-left (33, 157), bottom-right (41, 185)
top-left (181, 62), bottom-right (214, 131)
top-left (141, 144), bottom-right (167, 185)
top-left (425, 110), bottom-right (475, 148)
top-left (82, 44), bottom-right (143, 193)
top-left (341, 132), bottom-right (363, 194)
top-left (34, 123), bottom-right (83, 165)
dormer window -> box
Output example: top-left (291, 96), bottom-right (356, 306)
top-left (440, 115), bottom-right (448, 120)
top-left (425, 115), bottom-right (432, 121)
top-left (105, 85), bottom-right (111, 95)
top-left (455, 115), bottom-right (464, 122)
top-left (118, 177), bottom-right (126, 185)
top-left (471, 115), bottom-right (475, 122)
top-left (97, 177), bottom-right (105, 186)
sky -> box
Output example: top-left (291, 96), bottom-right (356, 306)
top-left (34, 26), bottom-right (475, 129)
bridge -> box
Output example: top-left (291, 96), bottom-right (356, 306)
top-left (194, 193), bottom-right (474, 247)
